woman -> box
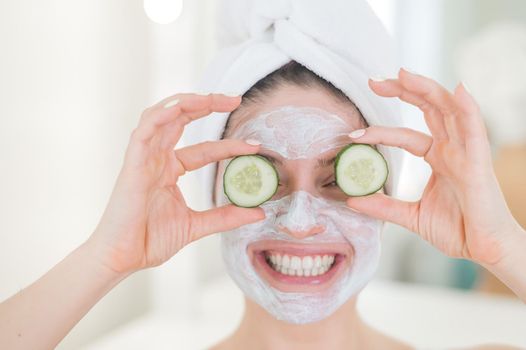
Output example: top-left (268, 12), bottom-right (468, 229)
top-left (1, 2), bottom-right (526, 350)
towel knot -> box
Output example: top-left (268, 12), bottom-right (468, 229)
top-left (248, 0), bottom-right (293, 38)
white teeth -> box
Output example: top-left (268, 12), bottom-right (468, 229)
top-left (265, 253), bottom-right (337, 277)
top-left (314, 256), bottom-right (322, 268)
top-left (282, 255), bottom-right (290, 268)
top-left (322, 255), bottom-right (329, 266)
top-left (302, 256), bottom-right (313, 269)
top-left (290, 256), bottom-right (301, 269)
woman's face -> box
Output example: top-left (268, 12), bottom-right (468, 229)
top-left (213, 85), bottom-right (385, 324)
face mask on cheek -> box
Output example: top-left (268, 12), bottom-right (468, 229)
top-left (220, 190), bottom-right (383, 324)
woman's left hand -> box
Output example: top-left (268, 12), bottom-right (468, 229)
top-left (345, 68), bottom-right (525, 269)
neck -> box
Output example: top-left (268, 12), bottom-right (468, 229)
top-left (231, 295), bottom-right (372, 350)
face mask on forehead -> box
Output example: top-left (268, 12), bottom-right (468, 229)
top-left (229, 105), bottom-right (354, 159)
top-left (217, 106), bottom-right (383, 324)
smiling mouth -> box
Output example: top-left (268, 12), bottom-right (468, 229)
top-left (249, 242), bottom-right (352, 292)
top-left (264, 251), bottom-right (339, 277)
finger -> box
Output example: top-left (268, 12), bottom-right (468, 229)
top-left (174, 139), bottom-right (261, 174)
top-left (398, 68), bottom-right (459, 116)
top-left (453, 83), bottom-right (493, 169)
top-left (348, 125), bottom-right (433, 158)
top-left (158, 93), bottom-right (242, 114)
top-left (369, 77), bottom-right (449, 141)
top-left (346, 193), bottom-right (419, 233)
top-left (369, 78), bottom-right (428, 108)
top-left (133, 93), bottom-right (242, 144)
top-left (398, 68), bottom-right (464, 143)
top-left (452, 83), bottom-right (487, 140)
top-left (189, 204), bottom-right (266, 241)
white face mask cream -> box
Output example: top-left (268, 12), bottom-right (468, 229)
top-left (228, 106), bottom-right (354, 159)
top-left (216, 106), bottom-right (384, 324)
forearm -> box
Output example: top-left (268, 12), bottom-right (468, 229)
top-left (0, 240), bottom-right (128, 349)
top-left (483, 223), bottom-right (526, 302)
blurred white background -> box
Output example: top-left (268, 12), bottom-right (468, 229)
top-left (1, 0), bottom-right (525, 349)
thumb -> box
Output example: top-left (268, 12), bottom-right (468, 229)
top-left (189, 204), bottom-right (266, 241)
top-left (346, 193), bottom-right (419, 233)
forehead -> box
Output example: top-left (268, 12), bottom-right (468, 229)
top-left (226, 83), bottom-right (365, 133)
top-left (228, 105), bottom-right (357, 159)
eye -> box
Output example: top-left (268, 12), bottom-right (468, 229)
top-left (323, 180), bottom-right (338, 188)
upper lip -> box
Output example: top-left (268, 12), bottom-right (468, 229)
top-left (248, 239), bottom-right (353, 258)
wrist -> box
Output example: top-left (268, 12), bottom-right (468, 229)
top-left (483, 223), bottom-right (526, 301)
top-left (80, 237), bottom-right (133, 283)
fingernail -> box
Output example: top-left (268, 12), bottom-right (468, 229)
top-left (245, 138), bottom-right (262, 146)
top-left (403, 67), bottom-right (418, 75)
top-left (348, 129), bottom-right (366, 139)
top-left (195, 92), bottom-right (209, 96)
top-left (223, 92), bottom-right (239, 97)
top-left (370, 75), bottom-right (387, 82)
top-left (163, 99), bottom-right (179, 109)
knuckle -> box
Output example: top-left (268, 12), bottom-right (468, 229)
top-left (175, 114), bottom-right (190, 128)
top-left (139, 111), bottom-right (152, 125)
top-left (130, 128), bottom-right (146, 144)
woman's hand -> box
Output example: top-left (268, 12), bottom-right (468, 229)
top-left (88, 93), bottom-right (265, 276)
top-left (345, 68), bottom-right (525, 270)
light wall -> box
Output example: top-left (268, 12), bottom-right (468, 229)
top-left (0, 0), bottom-right (215, 347)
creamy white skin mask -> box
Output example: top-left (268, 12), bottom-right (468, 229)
top-left (229, 106), bottom-right (353, 159)
top-left (217, 106), bottom-right (384, 324)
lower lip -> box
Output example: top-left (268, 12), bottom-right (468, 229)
top-left (253, 251), bottom-right (347, 287)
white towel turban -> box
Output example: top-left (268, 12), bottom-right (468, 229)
top-left (184, 0), bottom-right (405, 209)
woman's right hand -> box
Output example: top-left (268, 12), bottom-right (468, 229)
top-left (87, 93), bottom-right (265, 276)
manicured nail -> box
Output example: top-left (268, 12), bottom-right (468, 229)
top-left (348, 129), bottom-right (366, 139)
top-left (403, 67), bottom-right (418, 75)
top-left (223, 92), bottom-right (239, 97)
top-left (163, 99), bottom-right (179, 109)
top-left (370, 75), bottom-right (387, 82)
top-left (245, 139), bottom-right (262, 146)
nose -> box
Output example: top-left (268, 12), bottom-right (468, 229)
top-left (275, 191), bottom-right (326, 239)
top-left (278, 223), bottom-right (325, 239)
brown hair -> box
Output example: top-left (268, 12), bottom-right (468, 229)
top-left (221, 60), bottom-right (367, 139)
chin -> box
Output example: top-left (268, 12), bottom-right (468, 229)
top-left (221, 233), bottom-right (381, 325)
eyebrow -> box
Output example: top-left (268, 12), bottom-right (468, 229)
top-left (257, 152), bottom-right (337, 168)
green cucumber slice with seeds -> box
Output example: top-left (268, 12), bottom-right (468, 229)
top-left (335, 144), bottom-right (389, 196)
top-left (223, 155), bottom-right (279, 207)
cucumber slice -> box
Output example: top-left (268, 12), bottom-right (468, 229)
top-left (335, 144), bottom-right (389, 196)
top-left (223, 155), bottom-right (279, 207)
